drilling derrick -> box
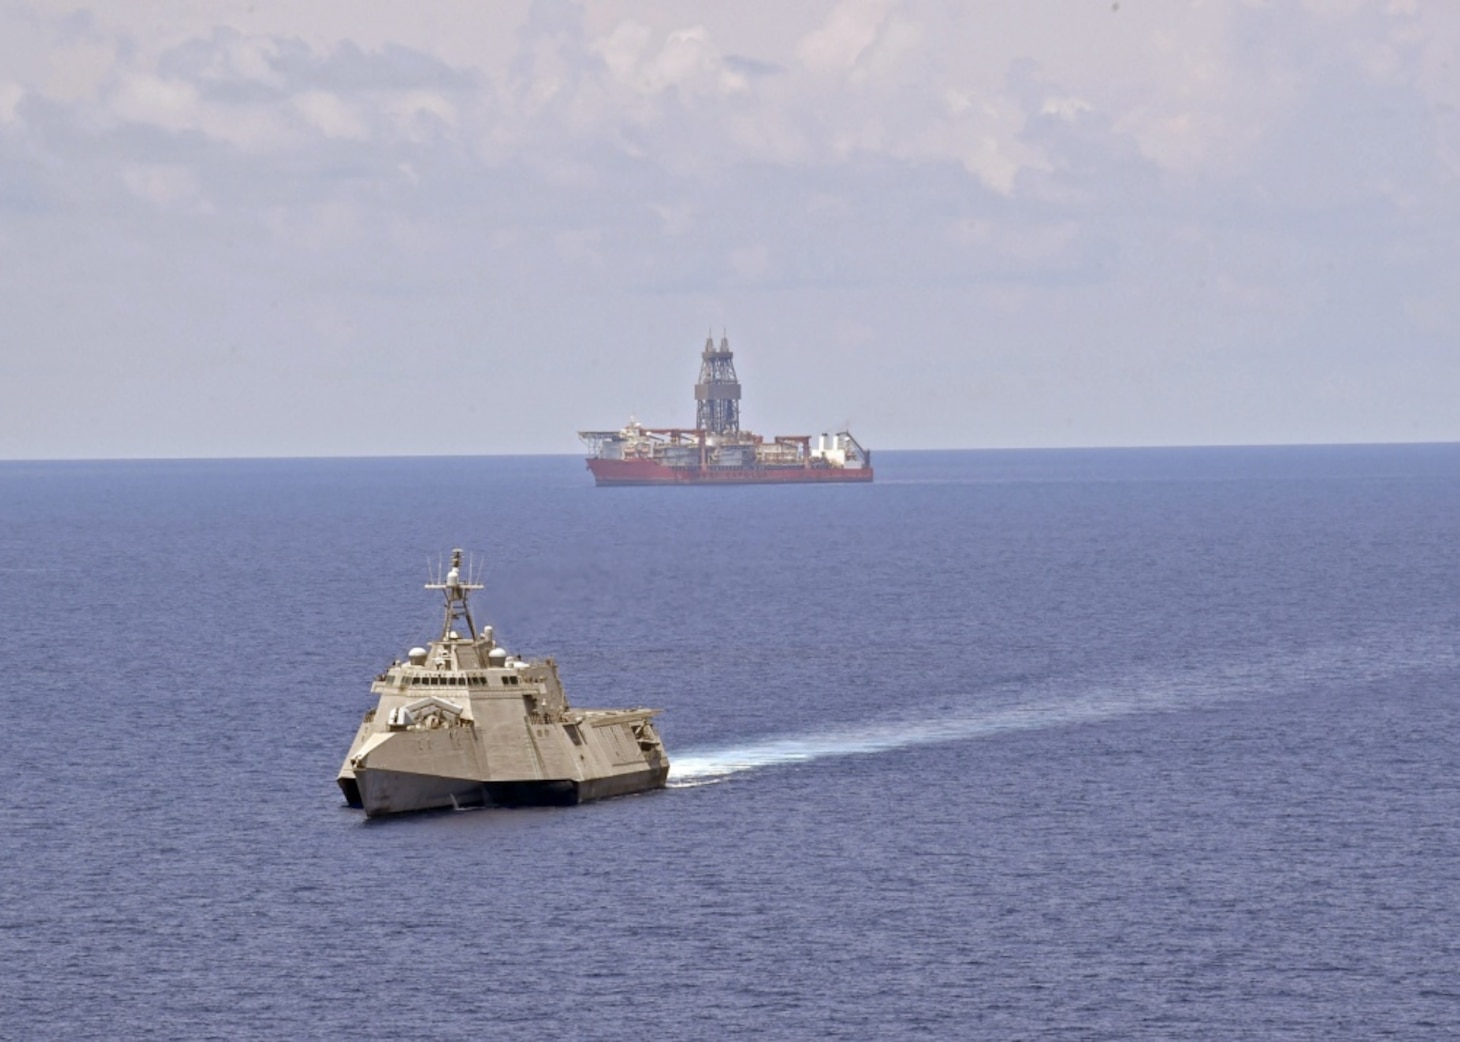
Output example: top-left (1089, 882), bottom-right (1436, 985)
top-left (694, 334), bottom-right (741, 435)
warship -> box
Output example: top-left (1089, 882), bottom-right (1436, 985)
top-left (579, 334), bottom-right (873, 485)
top-left (337, 550), bottom-right (669, 816)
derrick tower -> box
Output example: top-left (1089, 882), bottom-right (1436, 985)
top-left (694, 334), bottom-right (741, 435)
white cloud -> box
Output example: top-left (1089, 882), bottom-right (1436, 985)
top-left (796, 0), bottom-right (892, 74)
top-left (847, 12), bottom-right (920, 84)
top-left (293, 89), bottom-right (368, 140)
top-left (29, 1), bottom-right (1447, 189)
top-left (592, 22), bottom-right (743, 98)
top-left (594, 20), bottom-right (653, 83)
top-left (1300, 0), bottom-right (1368, 15)
top-left (111, 73), bottom-right (202, 133)
top-left (652, 200), bottom-right (695, 236)
top-left (110, 70), bottom-right (297, 151)
top-left (915, 93), bottom-right (1046, 195)
top-left (385, 89), bottom-right (457, 140)
top-left (1041, 96), bottom-right (1091, 121)
top-left (643, 27), bottom-right (724, 93)
top-left (45, 42), bottom-right (115, 101)
top-left (122, 164), bottom-right (205, 209)
top-left (0, 82), bottom-right (23, 126)
top-left (213, 33), bottom-right (285, 88)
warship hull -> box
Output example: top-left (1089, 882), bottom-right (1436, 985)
top-left (344, 764), bottom-right (668, 816)
top-left (340, 711), bottom-right (669, 818)
top-left (587, 457), bottom-right (873, 486)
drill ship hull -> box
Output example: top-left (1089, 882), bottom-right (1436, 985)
top-left (586, 454), bottom-right (873, 486)
top-left (580, 335), bottom-right (873, 487)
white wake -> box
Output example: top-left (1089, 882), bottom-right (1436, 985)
top-left (667, 691), bottom-right (1163, 785)
top-left (666, 631), bottom-right (1456, 785)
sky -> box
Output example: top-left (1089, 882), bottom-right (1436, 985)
top-left (2, 0), bottom-right (1457, 459)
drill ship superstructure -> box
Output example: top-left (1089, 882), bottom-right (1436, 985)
top-left (579, 335), bottom-right (873, 486)
top-left (337, 551), bottom-right (669, 816)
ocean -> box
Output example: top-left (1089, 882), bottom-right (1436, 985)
top-left (2, 446), bottom-right (1458, 1039)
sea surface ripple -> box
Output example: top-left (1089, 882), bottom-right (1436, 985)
top-left (2, 446), bottom-right (1458, 1040)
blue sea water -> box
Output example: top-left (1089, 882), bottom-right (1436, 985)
top-left (2, 446), bottom-right (1459, 1040)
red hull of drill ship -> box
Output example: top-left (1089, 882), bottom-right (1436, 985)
top-left (586, 456), bottom-right (875, 486)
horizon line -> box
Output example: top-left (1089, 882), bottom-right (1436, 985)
top-left (3, 438), bottom-right (1459, 465)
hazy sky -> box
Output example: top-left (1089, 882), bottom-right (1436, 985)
top-left (2, 0), bottom-right (1457, 458)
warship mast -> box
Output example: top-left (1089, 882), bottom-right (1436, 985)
top-left (425, 548), bottom-right (482, 641)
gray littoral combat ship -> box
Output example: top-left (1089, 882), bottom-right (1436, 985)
top-left (338, 550), bottom-right (669, 816)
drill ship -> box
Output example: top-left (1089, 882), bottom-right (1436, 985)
top-left (578, 335), bottom-right (873, 486)
top-left (337, 550), bottom-right (669, 816)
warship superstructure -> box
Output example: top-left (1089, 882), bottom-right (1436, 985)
top-left (337, 550), bottom-right (669, 816)
top-left (578, 334), bottom-right (873, 485)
